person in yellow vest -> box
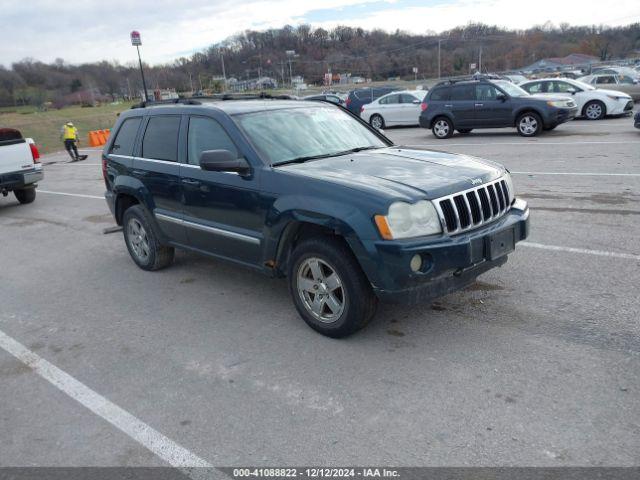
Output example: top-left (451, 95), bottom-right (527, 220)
top-left (60, 122), bottom-right (84, 162)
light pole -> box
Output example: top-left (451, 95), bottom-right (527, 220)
top-left (130, 31), bottom-right (149, 102)
top-left (437, 39), bottom-right (443, 79)
top-left (286, 50), bottom-right (296, 87)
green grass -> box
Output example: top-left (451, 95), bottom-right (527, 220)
top-left (0, 102), bottom-right (135, 154)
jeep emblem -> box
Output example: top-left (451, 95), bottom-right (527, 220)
top-left (470, 178), bottom-right (483, 185)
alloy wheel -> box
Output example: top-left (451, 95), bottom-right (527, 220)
top-left (297, 257), bottom-right (345, 323)
top-left (519, 115), bottom-right (538, 135)
top-left (127, 218), bottom-right (150, 262)
top-left (434, 120), bottom-right (450, 138)
top-left (371, 115), bottom-right (383, 129)
top-left (585, 103), bottom-right (603, 119)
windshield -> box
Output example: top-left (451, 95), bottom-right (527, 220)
top-left (234, 106), bottom-right (388, 165)
top-left (494, 80), bottom-right (529, 97)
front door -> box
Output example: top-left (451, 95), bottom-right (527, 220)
top-left (474, 84), bottom-right (512, 127)
top-left (180, 115), bottom-right (264, 266)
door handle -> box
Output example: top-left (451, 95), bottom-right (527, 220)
top-left (475, 103), bottom-right (484, 107)
top-left (444, 104), bottom-right (453, 108)
top-left (132, 169), bottom-right (148, 176)
top-left (181, 178), bottom-right (200, 186)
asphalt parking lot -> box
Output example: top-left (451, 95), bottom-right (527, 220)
top-left (1, 114), bottom-right (639, 471)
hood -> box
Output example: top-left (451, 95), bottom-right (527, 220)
top-left (277, 147), bottom-right (505, 200)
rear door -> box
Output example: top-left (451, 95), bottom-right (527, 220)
top-left (449, 85), bottom-right (476, 127)
top-left (134, 115), bottom-right (187, 244)
top-left (180, 114), bottom-right (263, 266)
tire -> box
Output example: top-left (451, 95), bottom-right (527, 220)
top-left (370, 114), bottom-right (385, 130)
top-left (432, 117), bottom-right (454, 139)
top-left (583, 100), bottom-right (606, 120)
top-left (516, 112), bottom-right (542, 137)
top-left (457, 129), bottom-right (473, 134)
top-left (288, 236), bottom-right (378, 338)
top-left (14, 187), bottom-right (36, 204)
top-left (122, 205), bottom-right (174, 271)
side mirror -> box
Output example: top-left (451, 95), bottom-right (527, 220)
top-left (412, 99), bottom-right (421, 104)
top-left (200, 150), bottom-right (250, 176)
top-left (567, 87), bottom-right (577, 94)
top-left (496, 93), bottom-right (507, 101)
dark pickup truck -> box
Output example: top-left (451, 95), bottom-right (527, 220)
top-left (103, 98), bottom-right (529, 337)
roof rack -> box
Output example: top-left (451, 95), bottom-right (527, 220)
top-left (432, 73), bottom-right (506, 88)
top-left (130, 92), bottom-right (299, 109)
top-left (130, 98), bottom-right (202, 109)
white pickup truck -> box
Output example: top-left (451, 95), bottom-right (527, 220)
top-left (0, 128), bottom-right (43, 204)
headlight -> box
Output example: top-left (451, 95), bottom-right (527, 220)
top-left (606, 94), bottom-right (631, 101)
top-left (546, 100), bottom-right (570, 108)
top-left (374, 200), bottom-right (442, 240)
top-left (504, 172), bottom-right (515, 200)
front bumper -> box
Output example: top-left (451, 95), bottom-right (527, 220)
top-left (360, 200), bottom-right (529, 304)
top-left (548, 106), bottom-right (578, 126)
top-left (0, 167), bottom-right (43, 192)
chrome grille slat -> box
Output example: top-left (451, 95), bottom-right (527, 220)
top-left (434, 177), bottom-right (513, 235)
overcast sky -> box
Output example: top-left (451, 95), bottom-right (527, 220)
top-left (1, 0), bottom-right (639, 67)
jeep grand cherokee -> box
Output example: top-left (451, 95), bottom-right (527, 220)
top-left (104, 97), bottom-right (529, 337)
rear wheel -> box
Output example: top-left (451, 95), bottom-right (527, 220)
top-left (583, 100), bottom-right (605, 120)
top-left (122, 205), bottom-right (174, 271)
top-left (516, 112), bottom-right (542, 137)
top-left (288, 236), bottom-right (377, 338)
top-left (370, 114), bottom-right (385, 130)
top-left (432, 117), bottom-right (454, 139)
top-left (14, 187), bottom-right (36, 204)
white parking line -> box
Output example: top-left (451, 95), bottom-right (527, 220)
top-left (404, 141), bottom-right (640, 147)
top-left (39, 190), bottom-right (104, 200)
top-left (511, 171), bottom-right (640, 177)
top-left (0, 328), bottom-right (212, 471)
top-left (521, 242), bottom-right (640, 261)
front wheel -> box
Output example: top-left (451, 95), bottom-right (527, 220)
top-left (516, 112), bottom-right (542, 137)
top-left (122, 205), bottom-right (174, 271)
top-left (583, 100), bottom-right (605, 120)
top-left (432, 117), bottom-right (454, 139)
top-left (288, 236), bottom-right (377, 338)
top-left (14, 187), bottom-right (36, 204)
top-left (370, 114), bottom-right (385, 130)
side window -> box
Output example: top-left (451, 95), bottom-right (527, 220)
top-left (110, 117), bottom-right (141, 156)
top-left (596, 76), bottom-right (614, 85)
top-left (380, 94), bottom-right (400, 105)
top-left (429, 87), bottom-right (450, 101)
top-left (552, 81), bottom-right (568, 93)
top-left (451, 85), bottom-right (475, 101)
top-left (618, 75), bottom-right (634, 85)
top-left (400, 94), bottom-right (418, 104)
top-left (522, 82), bottom-right (540, 93)
top-left (187, 116), bottom-right (238, 166)
top-left (475, 84), bottom-right (500, 101)
top-left (142, 116), bottom-right (180, 162)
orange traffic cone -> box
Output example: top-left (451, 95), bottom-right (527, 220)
top-left (96, 130), bottom-right (107, 145)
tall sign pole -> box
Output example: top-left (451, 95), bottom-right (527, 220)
top-left (130, 31), bottom-right (149, 102)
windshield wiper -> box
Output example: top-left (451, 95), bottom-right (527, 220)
top-left (273, 146), bottom-right (381, 166)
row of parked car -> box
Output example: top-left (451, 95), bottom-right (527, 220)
top-left (332, 73), bottom-right (637, 138)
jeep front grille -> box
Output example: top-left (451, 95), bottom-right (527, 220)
top-left (435, 178), bottom-right (512, 234)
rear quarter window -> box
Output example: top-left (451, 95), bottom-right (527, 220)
top-left (109, 117), bottom-right (141, 156)
top-left (429, 87), bottom-right (450, 101)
